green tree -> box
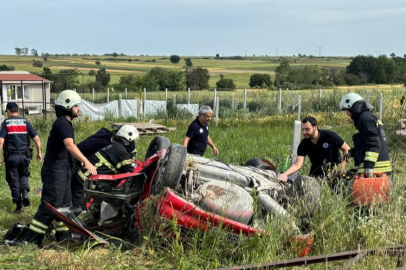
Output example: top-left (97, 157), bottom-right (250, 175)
top-left (51, 69), bottom-right (81, 92)
top-left (88, 70), bottom-right (96, 76)
top-left (148, 67), bottom-right (184, 90)
top-left (274, 60), bottom-right (291, 87)
top-left (184, 58), bottom-right (193, 68)
top-left (216, 75), bottom-right (236, 90)
top-left (95, 68), bottom-right (111, 87)
top-left (22, 47), bottom-right (29, 55)
top-left (249, 74), bottom-right (272, 88)
top-left (15, 48), bottom-right (21, 55)
top-left (95, 60), bottom-right (101, 65)
top-left (31, 49), bottom-right (38, 57)
top-left (185, 68), bottom-right (210, 90)
top-left (170, 55), bottom-right (181, 64)
top-left (42, 67), bottom-right (53, 80)
top-left (32, 60), bottom-right (43, 67)
top-left (112, 52), bottom-right (118, 57)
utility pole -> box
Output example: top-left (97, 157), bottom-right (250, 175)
top-left (275, 48), bottom-right (279, 57)
top-left (244, 49), bottom-right (247, 57)
top-left (318, 46), bottom-right (323, 57)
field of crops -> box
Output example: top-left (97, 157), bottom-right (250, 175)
top-left (0, 54), bottom-right (351, 88)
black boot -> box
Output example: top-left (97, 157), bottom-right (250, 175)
top-left (13, 202), bottom-right (23, 214)
top-left (22, 190), bottom-right (30, 207)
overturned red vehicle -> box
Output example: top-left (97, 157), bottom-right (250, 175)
top-left (47, 136), bottom-right (319, 256)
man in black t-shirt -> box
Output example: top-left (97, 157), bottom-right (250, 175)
top-left (279, 116), bottom-right (350, 181)
top-left (25, 90), bottom-right (97, 247)
top-left (183, 106), bottom-right (219, 156)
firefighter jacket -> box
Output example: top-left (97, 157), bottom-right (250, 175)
top-left (78, 139), bottom-right (134, 181)
top-left (351, 105), bottom-right (391, 174)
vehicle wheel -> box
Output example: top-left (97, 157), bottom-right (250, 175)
top-left (151, 144), bottom-right (187, 195)
top-left (285, 175), bottom-right (321, 233)
top-left (144, 136), bottom-right (171, 160)
top-left (244, 158), bottom-right (276, 171)
top-left (244, 158), bottom-right (262, 167)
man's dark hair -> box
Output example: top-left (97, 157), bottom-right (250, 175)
top-left (302, 116), bottom-right (318, 127)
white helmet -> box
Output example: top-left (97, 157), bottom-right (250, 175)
top-left (116, 125), bottom-right (139, 142)
top-left (340, 93), bottom-right (364, 111)
top-left (56, 90), bottom-right (81, 109)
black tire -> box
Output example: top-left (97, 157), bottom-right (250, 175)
top-left (151, 144), bottom-right (187, 195)
top-left (286, 175), bottom-right (321, 213)
top-left (244, 158), bottom-right (262, 167)
top-left (285, 175), bottom-right (321, 232)
top-left (244, 158), bottom-right (276, 171)
top-left (144, 136), bottom-right (171, 160)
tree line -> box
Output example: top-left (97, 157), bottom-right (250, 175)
top-left (273, 55), bottom-right (406, 89)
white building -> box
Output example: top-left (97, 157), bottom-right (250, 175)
top-left (0, 71), bottom-right (52, 114)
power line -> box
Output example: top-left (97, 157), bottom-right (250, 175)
top-left (318, 46), bottom-right (323, 57)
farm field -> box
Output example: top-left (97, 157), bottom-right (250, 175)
top-left (0, 54), bottom-right (351, 88)
top-left (1, 110), bottom-right (406, 269)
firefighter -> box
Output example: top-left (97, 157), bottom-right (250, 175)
top-left (24, 90), bottom-right (97, 247)
top-left (340, 93), bottom-right (392, 177)
top-left (72, 125), bottom-right (138, 213)
top-left (0, 102), bottom-right (42, 213)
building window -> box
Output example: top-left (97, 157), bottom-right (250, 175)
top-left (8, 85), bottom-right (29, 100)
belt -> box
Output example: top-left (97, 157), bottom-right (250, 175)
top-left (8, 151), bottom-right (27, 154)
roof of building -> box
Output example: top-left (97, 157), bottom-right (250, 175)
top-left (0, 71), bottom-right (51, 82)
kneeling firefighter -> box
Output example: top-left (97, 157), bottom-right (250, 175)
top-left (74, 124), bottom-right (139, 210)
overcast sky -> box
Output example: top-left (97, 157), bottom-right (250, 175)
top-left (0, 0), bottom-right (405, 57)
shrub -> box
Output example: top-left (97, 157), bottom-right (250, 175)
top-left (32, 60), bottom-right (43, 67)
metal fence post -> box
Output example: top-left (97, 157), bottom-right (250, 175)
top-left (366, 90), bottom-right (370, 104)
top-left (318, 88), bottom-right (322, 99)
top-left (165, 88), bottom-right (168, 103)
top-left (143, 88), bottom-right (146, 118)
top-left (298, 95), bottom-right (302, 121)
top-left (278, 88), bottom-right (282, 112)
top-left (213, 88), bottom-right (217, 111)
top-left (125, 88), bottom-right (128, 99)
top-left (107, 87), bottom-right (110, 103)
top-left (92, 88), bottom-right (94, 102)
top-left (188, 87), bottom-right (190, 105)
top-left (379, 93), bottom-right (383, 120)
top-left (118, 94), bottom-right (122, 118)
top-left (231, 93), bottom-right (235, 111)
top-left (215, 97), bottom-right (219, 127)
top-left (173, 94), bottom-right (176, 107)
top-left (243, 89), bottom-right (247, 110)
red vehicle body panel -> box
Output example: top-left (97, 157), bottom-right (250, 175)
top-left (157, 188), bottom-right (261, 236)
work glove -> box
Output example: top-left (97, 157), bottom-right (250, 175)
top-left (364, 168), bottom-right (374, 178)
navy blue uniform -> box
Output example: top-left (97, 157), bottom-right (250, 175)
top-left (25, 116), bottom-right (74, 245)
top-left (297, 130), bottom-right (344, 178)
top-left (185, 117), bottom-right (209, 156)
top-left (0, 116), bottom-right (38, 204)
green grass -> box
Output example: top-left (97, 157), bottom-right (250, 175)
top-left (1, 111), bottom-right (406, 269)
